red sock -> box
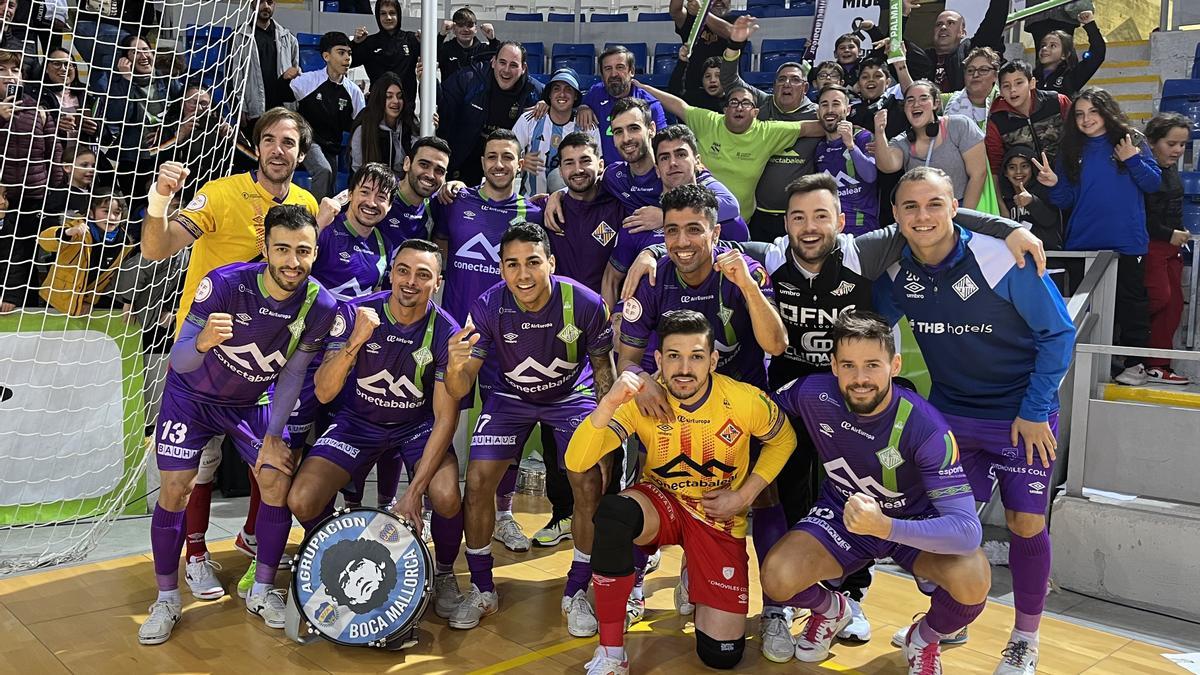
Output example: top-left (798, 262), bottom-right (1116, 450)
top-left (593, 573), bottom-right (636, 648)
top-left (243, 468), bottom-right (261, 535)
top-left (184, 481), bottom-right (213, 559)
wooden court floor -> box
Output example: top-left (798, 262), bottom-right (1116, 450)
top-left (0, 496), bottom-right (1184, 675)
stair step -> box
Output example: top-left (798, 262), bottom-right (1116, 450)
top-left (1088, 74), bottom-right (1161, 86)
top-left (1101, 383), bottom-right (1200, 409)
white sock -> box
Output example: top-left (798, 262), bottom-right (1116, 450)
top-left (630, 583), bottom-right (644, 601)
top-left (496, 510), bottom-right (513, 520)
top-left (466, 545), bottom-right (492, 556)
top-left (250, 582), bottom-right (272, 598)
top-left (600, 645), bottom-right (627, 660)
top-left (157, 588), bottom-right (182, 605)
top-left (572, 548), bottom-right (591, 563)
top-left (1012, 628), bottom-right (1039, 644)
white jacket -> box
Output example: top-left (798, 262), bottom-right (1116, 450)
top-left (243, 20), bottom-right (300, 120)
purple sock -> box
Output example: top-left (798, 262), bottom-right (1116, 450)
top-left (151, 504), bottom-right (187, 591)
top-left (300, 498), bottom-right (334, 534)
top-left (431, 510), bottom-right (463, 572)
top-left (924, 586), bottom-right (986, 637)
top-left (1009, 530), bottom-right (1051, 632)
top-left (254, 503), bottom-right (292, 585)
top-left (787, 584), bottom-right (834, 613)
top-left (466, 549), bottom-right (495, 592)
top-left (565, 555), bottom-right (593, 597)
top-left (631, 546), bottom-right (648, 590)
top-left (751, 504), bottom-right (788, 607)
top-left (495, 465), bottom-right (518, 512)
top-left (376, 455), bottom-right (402, 507)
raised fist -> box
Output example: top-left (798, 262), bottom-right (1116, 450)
top-left (155, 161), bottom-right (190, 197)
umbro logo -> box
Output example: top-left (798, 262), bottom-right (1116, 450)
top-left (235, 313), bottom-right (252, 325)
top-left (366, 342), bottom-right (382, 353)
top-left (903, 271), bottom-right (925, 296)
top-left (651, 454), bottom-right (737, 479)
top-left (819, 423), bottom-right (834, 437)
top-left (1029, 481), bottom-right (1046, 495)
top-left (778, 281), bottom-right (802, 293)
top-left (503, 332), bottom-right (518, 344)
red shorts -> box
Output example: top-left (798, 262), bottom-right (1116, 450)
top-left (627, 482), bottom-right (749, 615)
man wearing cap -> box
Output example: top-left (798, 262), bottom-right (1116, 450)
top-left (577, 46), bottom-right (668, 165)
top-left (513, 68), bottom-right (601, 196)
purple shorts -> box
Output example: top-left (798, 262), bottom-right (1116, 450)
top-left (155, 387), bottom-right (272, 472)
top-left (469, 392), bottom-right (596, 465)
top-left (282, 360), bottom-right (322, 449)
top-left (791, 496), bottom-right (923, 580)
top-left (942, 412), bottom-right (1058, 515)
top-left (308, 411), bottom-right (450, 484)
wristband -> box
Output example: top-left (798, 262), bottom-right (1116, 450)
top-left (623, 364), bottom-right (645, 376)
top-left (146, 189), bottom-right (172, 219)
top-left (727, 39), bottom-right (747, 51)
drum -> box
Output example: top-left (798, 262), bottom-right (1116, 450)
top-left (517, 456), bottom-right (546, 496)
top-left (291, 507), bottom-right (433, 649)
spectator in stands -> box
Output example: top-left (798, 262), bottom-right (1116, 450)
top-left (814, 85), bottom-right (878, 235)
top-left (834, 33), bottom-right (864, 84)
top-left (719, 16), bottom-right (820, 240)
top-left (576, 46), bottom-right (667, 165)
top-left (438, 41), bottom-right (542, 185)
top-left (348, 71), bottom-right (415, 174)
top-left (669, 0), bottom-right (734, 103)
top-left (848, 57), bottom-right (906, 139)
top-left (639, 79), bottom-right (818, 223)
top-left (874, 80), bottom-right (988, 209)
top-left (807, 61), bottom-right (845, 103)
top-left (289, 31), bottom-right (366, 200)
top-left (438, 8), bottom-right (498, 80)
top-left (1000, 145), bottom-right (1062, 251)
top-left (513, 68), bottom-right (598, 196)
top-left (885, 0), bottom-right (1007, 93)
top-left (351, 0), bottom-right (419, 109)
top-left (668, 50), bottom-right (724, 113)
top-left (986, 60), bottom-right (1072, 181)
top-left (1033, 11), bottom-right (1106, 99)
top-left (16, 0), bottom-right (67, 54)
top-left (245, 0), bottom-right (301, 130)
top-left (158, 84), bottom-right (236, 194)
top-left (0, 49), bottom-right (62, 311)
top-left (1141, 112), bottom-right (1192, 385)
top-left (37, 191), bottom-right (133, 315)
top-left (36, 48), bottom-right (101, 146)
top-left (102, 35), bottom-right (172, 194)
top-left (943, 46), bottom-right (1000, 128)
top-left (74, 0), bottom-right (159, 80)
top-left (44, 144), bottom-right (97, 220)
top-left (0, 0), bottom-right (21, 50)
top-left (1036, 87), bottom-right (1160, 385)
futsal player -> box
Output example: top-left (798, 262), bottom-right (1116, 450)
top-left (873, 167), bottom-right (1075, 674)
top-left (768, 311), bottom-right (991, 673)
top-left (139, 205), bottom-right (338, 645)
top-left (565, 309), bottom-right (797, 674)
top-left (287, 239), bottom-right (467, 620)
top-left (442, 224), bottom-right (616, 633)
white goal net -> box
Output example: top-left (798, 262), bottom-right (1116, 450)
top-left (0, 0), bottom-right (256, 573)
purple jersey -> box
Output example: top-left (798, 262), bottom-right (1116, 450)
top-left (581, 82), bottom-right (669, 165)
top-left (815, 130), bottom-right (879, 236)
top-left (554, 190), bottom-right (627, 293)
top-left (468, 276), bottom-right (612, 404)
top-left (168, 262), bottom-right (338, 407)
top-left (311, 216), bottom-right (390, 301)
top-left (325, 292), bottom-right (460, 425)
top-left (431, 186), bottom-right (544, 323)
top-left (620, 250), bottom-right (772, 388)
top-left (773, 374), bottom-right (972, 520)
top-left (378, 194), bottom-right (430, 250)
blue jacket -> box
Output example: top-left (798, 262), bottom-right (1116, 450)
top-left (1049, 135), bottom-right (1161, 255)
top-left (437, 61), bottom-right (543, 176)
top-left (874, 227), bottom-right (1076, 422)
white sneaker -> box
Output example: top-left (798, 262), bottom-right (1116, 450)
top-left (994, 634), bottom-right (1039, 674)
top-left (562, 590), bottom-right (598, 637)
top-left (184, 554), bottom-right (225, 601)
top-left (759, 613), bottom-right (795, 663)
top-left (673, 578), bottom-right (694, 616)
top-left (584, 645), bottom-right (629, 675)
top-left (533, 516), bottom-right (573, 547)
top-left (246, 588), bottom-right (288, 629)
top-left (434, 573), bottom-right (464, 619)
top-left (794, 593), bottom-right (850, 663)
top-left (624, 596), bottom-right (645, 631)
top-left (448, 584), bottom-right (498, 630)
top-left (1146, 366), bottom-right (1190, 385)
top-left (645, 549), bottom-right (661, 574)
top-left (493, 515), bottom-right (531, 552)
top-left (138, 601), bottom-right (181, 645)
top-left (891, 619), bottom-right (969, 647)
top-left (1115, 364), bottom-right (1148, 386)
top-left (837, 596), bottom-right (871, 642)
top-left (904, 624), bottom-right (944, 674)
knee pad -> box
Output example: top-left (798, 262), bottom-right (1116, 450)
top-left (590, 494), bottom-right (644, 576)
top-left (695, 630), bottom-right (745, 670)
top-left (195, 437), bottom-right (224, 484)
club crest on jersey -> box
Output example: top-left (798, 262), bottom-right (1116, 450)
top-left (622, 298), bottom-right (643, 322)
top-left (717, 420), bottom-right (743, 447)
top-left (831, 280), bottom-right (856, 296)
top-left (195, 277), bottom-right (213, 303)
top-left (717, 306), bottom-right (733, 326)
top-left (876, 446), bottom-right (904, 471)
top-left (952, 274), bottom-right (979, 301)
top-left (288, 317), bottom-right (306, 340)
top-left (592, 221), bottom-right (616, 246)
top-left (412, 347), bottom-right (433, 367)
top-left (721, 567), bottom-right (734, 580)
top-left (185, 194), bottom-right (207, 212)
top-left (557, 323), bottom-right (581, 344)
top-left (330, 314), bottom-right (347, 338)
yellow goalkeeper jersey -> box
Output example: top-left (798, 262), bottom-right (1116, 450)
top-left (173, 172), bottom-right (317, 333)
top-left (566, 373), bottom-right (796, 538)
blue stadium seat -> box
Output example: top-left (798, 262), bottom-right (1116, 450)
top-left (637, 11), bottom-right (673, 21)
top-left (746, 0), bottom-right (785, 9)
top-left (606, 42), bottom-right (649, 74)
top-left (552, 43), bottom-right (597, 75)
top-left (592, 12), bottom-right (629, 22)
top-left (744, 71), bottom-right (776, 91)
top-left (296, 32), bottom-right (321, 48)
top-left (740, 41), bottom-right (753, 73)
top-left (525, 41), bottom-right (546, 75)
top-left (761, 52), bottom-right (802, 74)
top-left (1160, 79), bottom-right (1200, 140)
top-left (548, 12), bottom-right (585, 22)
top-left (759, 4), bottom-right (814, 16)
top-left (1182, 172), bottom-right (1200, 234)
top-left (531, 73), bottom-right (551, 86)
top-left (506, 12), bottom-right (542, 20)
top-left (642, 72), bottom-right (671, 89)
top-left (761, 38), bottom-right (808, 54)
top-left (654, 42), bottom-right (678, 75)
top-left (300, 49), bottom-right (325, 72)
top-left (321, 1), bottom-right (340, 11)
